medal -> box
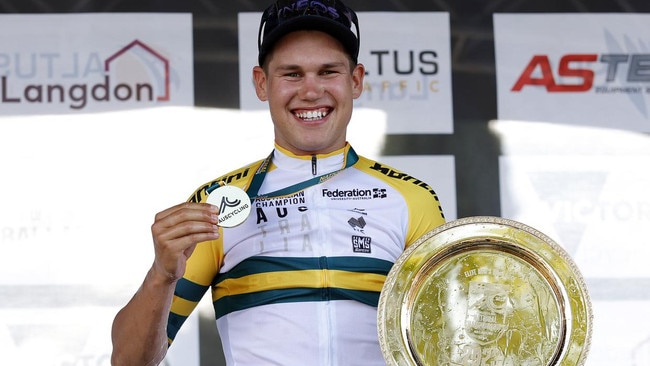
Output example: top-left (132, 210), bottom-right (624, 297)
top-left (206, 184), bottom-right (252, 228)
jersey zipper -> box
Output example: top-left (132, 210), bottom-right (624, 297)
top-left (311, 154), bottom-right (317, 176)
top-left (319, 256), bottom-right (330, 300)
top-left (319, 255), bottom-right (333, 365)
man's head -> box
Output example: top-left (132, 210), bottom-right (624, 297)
top-left (253, 0), bottom-right (365, 156)
top-left (257, 0), bottom-right (360, 67)
top-left (252, 30), bottom-right (365, 155)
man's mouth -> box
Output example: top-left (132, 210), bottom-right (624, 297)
top-left (293, 108), bottom-right (330, 122)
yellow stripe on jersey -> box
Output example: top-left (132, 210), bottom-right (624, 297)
top-left (213, 269), bottom-right (386, 301)
top-left (170, 295), bottom-right (198, 317)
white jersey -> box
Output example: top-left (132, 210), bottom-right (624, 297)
top-left (168, 143), bottom-right (446, 365)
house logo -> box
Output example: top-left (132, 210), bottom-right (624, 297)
top-left (104, 39), bottom-right (171, 102)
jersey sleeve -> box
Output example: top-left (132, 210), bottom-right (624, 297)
top-left (403, 184), bottom-right (446, 247)
top-left (167, 238), bottom-right (223, 345)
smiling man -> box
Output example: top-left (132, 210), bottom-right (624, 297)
top-left (110, 1), bottom-right (446, 365)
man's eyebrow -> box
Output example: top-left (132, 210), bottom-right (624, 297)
top-left (274, 62), bottom-right (347, 71)
top-left (275, 64), bottom-right (301, 71)
top-left (321, 62), bottom-right (347, 69)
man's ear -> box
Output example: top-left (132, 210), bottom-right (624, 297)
top-left (253, 66), bottom-right (268, 101)
top-left (351, 63), bottom-right (365, 99)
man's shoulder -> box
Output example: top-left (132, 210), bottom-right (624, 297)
top-left (354, 155), bottom-right (447, 235)
top-left (186, 159), bottom-right (265, 203)
top-left (354, 155), bottom-right (439, 199)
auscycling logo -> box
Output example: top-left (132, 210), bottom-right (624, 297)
top-left (0, 39), bottom-right (171, 110)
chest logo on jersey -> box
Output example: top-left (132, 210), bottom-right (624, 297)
top-left (349, 208), bottom-right (372, 253)
top-left (352, 235), bottom-right (372, 253)
top-left (322, 187), bottom-right (387, 201)
top-left (348, 215), bottom-right (366, 232)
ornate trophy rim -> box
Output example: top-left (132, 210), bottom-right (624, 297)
top-left (377, 216), bottom-right (593, 366)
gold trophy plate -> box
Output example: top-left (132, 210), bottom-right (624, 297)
top-left (378, 216), bottom-right (592, 365)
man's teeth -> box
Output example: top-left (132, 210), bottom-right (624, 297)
top-left (296, 110), bottom-right (328, 120)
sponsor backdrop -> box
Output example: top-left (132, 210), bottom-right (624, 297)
top-left (0, 5), bottom-right (648, 366)
top-left (0, 14), bottom-right (194, 115)
top-left (493, 14), bottom-right (650, 365)
top-left (495, 13), bottom-right (650, 132)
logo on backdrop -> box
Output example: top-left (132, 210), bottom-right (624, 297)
top-left (511, 30), bottom-right (650, 117)
top-left (0, 39), bottom-right (172, 110)
top-left (494, 13), bottom-right (650, 132)
top-left (526, 171), bottom-right (608, 255)
top-left (362, 49), bottom-right (441, 102)
top-left (354, 12), bottom-right (454, 134)
top-left (0, 13), bottom-right (193, 115)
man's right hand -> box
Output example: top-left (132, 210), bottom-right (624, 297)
top-left (150, 202), bottom-right (221, 283)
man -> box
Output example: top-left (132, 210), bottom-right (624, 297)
top-left (111, 0), bottom-right (446, 365)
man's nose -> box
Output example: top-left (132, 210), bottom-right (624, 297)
top-left (299, 74), bottom-right (324, 100)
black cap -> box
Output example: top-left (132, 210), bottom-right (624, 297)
top-left (257, 0), bottom-right (360, 66)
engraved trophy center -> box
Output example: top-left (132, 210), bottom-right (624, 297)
top-left (465, 281), bottom-right (510, 346)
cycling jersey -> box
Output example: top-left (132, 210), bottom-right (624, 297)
top-left (167, 143), bottom-right (446, 365)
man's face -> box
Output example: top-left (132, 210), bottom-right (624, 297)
top-left (253, 30), bottom-right (365, 155)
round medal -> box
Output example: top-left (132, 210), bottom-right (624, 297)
top-left (206, 185), bottom-right (252, 228)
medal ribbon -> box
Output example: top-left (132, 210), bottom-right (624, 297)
top-left (207, 146), bottom-right (359, 202)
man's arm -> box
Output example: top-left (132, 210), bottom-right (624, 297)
top-left (111, 202), bottom-right (220, 366)
top-left (111, 265), bottom-right (176, 366)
